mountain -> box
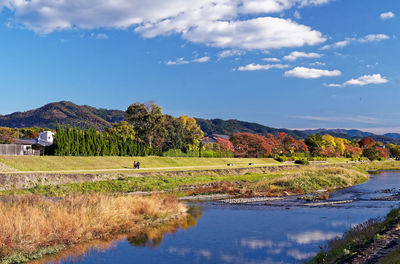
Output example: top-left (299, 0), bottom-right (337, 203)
top-left (195, 118), bottom-right (308, 139)
top-left (384, 133), bottom-right (400, 140)
top-left (1, 101), bottom-right (399, 144)
top-left (0, 101), bottom-right (125, 129)
top-left (302, 129), bottom-right (374, 138)
top-left (302, 128), bottom-right (399, 144)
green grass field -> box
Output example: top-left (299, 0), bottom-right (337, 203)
top-left (0, 156), bottom-right (280, 172)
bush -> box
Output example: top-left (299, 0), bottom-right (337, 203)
top-left (275, 155), bottom-right (289, 162)
top-left (162, 149), bottom-right (199, 157)
top-left (295, 159), bottom-right (310, 165)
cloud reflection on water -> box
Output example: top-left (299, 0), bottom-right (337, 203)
top-left (287, 231), bottom-right (341, 244)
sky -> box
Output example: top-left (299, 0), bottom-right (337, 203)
top-left (0, 0), bottom-right (399, 135)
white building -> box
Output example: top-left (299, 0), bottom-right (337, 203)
top-left (37, 131), bottom-right (55, 147)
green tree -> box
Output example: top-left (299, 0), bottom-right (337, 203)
top-left (362, 147), bottom-right (383, 161)
top-left (125, 102), bottom-right (166, 149)
top-left (106, 121), bottom-right (135, 140)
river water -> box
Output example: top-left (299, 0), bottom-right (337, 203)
top-left (38, 171), bottom-right (400, 264)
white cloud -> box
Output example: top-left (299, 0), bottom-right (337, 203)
top-left (358, 34), bottom-right (389, 42)
top-left (181, 17), bottom-right (326, 50)
top-left (95, 33), bottom-right (109, 39)
top-left (324, 74), bottom-right (389, 87)
top-left (284, 67), bottom-right (341, 78)
top-left (321, 34), bottom-right (390, 50)
top-left (309, 61), bottom-right (325, 66)
top-left (166, 57), bottom-right (190, 65)
top-left (218, 49), bottom-right (245, 58)
top-left (283, 51), bottom-right (322, 61)
top-left (0, 0), bottom-right (328, 51)
top-left (263, 57), bottom-right (281, 62)
top-left (380, 11), bottom-right (395, 20)
top-left (237, 63), bottom-right (289, 71)
top-left (192, 56), bottom-right (210, 63)
top-left (166, 56), bottom-right (210, 65)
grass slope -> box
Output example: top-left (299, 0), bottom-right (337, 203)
top-left (0, 156), bottom-right (279, 172)
top-left (3, 167), bottom-right (368, 197)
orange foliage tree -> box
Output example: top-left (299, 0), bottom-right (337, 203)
top-left (230, 133), bottom-right (272, 158)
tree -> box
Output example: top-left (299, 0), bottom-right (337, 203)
top-left (177, 115), bottom-right (204, 151)
top-left (334, 137), bottom-right (346, 156)
top-left (106, 121), bottom-right (135, 140)
top-left (125, 102), bottom-right (166, 149)
top-left (390, 145), bottom-right (400, 160)
top-left (363, 147), bottom-right (383, 161)
top-left (0, 127), bottom-right (16, 144)
top-left (230, 133), bottom-right (272, 158)
top-left (359, 137), bottom-right (375, 149)
top-left (305, 134), bottom-right (324, 156)
top-left (216, 137), bottom-right (234, 152)
top-left (322, 134), bottom-right (336, 148)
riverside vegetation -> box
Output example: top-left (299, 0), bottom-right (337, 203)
top-left (0, 194), bottom-right (186, 263)
top-left (306, 207), bottom-right (400, 264)
top-left (2, 166), bottom-right (369, 197)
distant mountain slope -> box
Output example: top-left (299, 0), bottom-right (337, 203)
top-left (384, 133), bottom-right (400, 140)
top-left (1, 101), bottom-right (399, 144)
top-left (302, 128), bottom-right (399, 144)
top-left (0, 101), bottom-right (124, 129)
top-left (195, 118), bottom-right (308, 139)
top-left (302, 129), bottom-right (374, 138)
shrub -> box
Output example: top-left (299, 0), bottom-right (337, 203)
top-left (295, 159), bottom-right (310, 165)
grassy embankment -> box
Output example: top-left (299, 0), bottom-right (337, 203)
top-left (0, 194), bottom-right (186, 264)
top-left (2, 166), bottom-right (369, 197)
top-left (0, 156), bottom-right (279, 172)
top-left (306, 208), bottom-right (400, 264)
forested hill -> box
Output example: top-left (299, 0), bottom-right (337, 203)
top-left (194, 118), bottom-right (308, 139)
top-left (0, 101), bottom-right (125, 129)
top-left (1, 101), bottom-right (400, 143)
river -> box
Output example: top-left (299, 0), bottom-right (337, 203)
top-left (36, 171), bottom-right (400, 264)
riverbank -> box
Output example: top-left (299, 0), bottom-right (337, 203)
top-left (306, 207), bottom-right (400, 264)
top-left (1, 165), bottom-right (369, 198)
top-left (0, 194), bottom-right (187, 264)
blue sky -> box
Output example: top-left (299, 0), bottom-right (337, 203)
top-left (0, 0), bottom-right (399, 134)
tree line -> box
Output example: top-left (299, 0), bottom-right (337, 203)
top-left (1, 101), bottom-right (400, 161)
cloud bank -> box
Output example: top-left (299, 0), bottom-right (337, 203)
top-left (0, 0), bottom-right (330, 50)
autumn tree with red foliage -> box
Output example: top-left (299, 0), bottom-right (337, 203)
top-left (344, 145), bottom-right (362, 159)
top-left (230, 133), bottom-right (272, 158)
top-left (216, 137), bottom-right (234, 152)
top-left (266, 132), bottom-right (308, 155)
top-left (359, 137), bottom-right (376, 149)
top-left (376, 147), bottom-right (389, 159)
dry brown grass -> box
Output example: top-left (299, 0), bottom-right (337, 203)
top-left (0, 194), bottom-right (186, 262)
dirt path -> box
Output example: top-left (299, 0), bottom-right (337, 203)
top-left (1, 163), bottom-right (290, 174)
top-left (349, 214), bottom-right (400, 264)
top-left (1, 161), bottom-right (356, 174)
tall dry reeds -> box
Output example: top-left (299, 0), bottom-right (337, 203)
top-left (0, 194), bottom-right (186, 262)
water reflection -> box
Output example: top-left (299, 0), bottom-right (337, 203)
top-left (128, 206), bottom-right (203, 248)
top-left (34, 207), bottom-right (203, 264)
top-left (34, 171), bottom-right (400, 264)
